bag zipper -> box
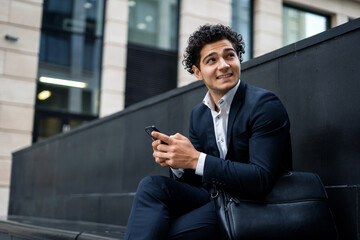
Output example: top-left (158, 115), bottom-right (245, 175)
top-left (225, 197), bottom-right (239, 240)
top-left (226, 197), bottom-right (240, 210)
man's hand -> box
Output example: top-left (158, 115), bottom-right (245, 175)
top-left (151, 132), bottom-right (200, 170)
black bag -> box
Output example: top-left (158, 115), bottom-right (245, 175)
top-left (212, 171), bottom-right (338, 240)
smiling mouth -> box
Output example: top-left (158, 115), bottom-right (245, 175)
top-left (216, 73), bottom-right (233, 79)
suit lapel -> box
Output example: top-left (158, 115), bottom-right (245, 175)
top-left (226, 81), bottom-right (246, 151)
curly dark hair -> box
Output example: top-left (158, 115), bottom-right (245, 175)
top-left (182, 24), bottom-right (245, 74)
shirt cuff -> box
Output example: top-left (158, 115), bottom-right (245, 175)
top-left (195, 152), bottom-right (206, 176)
top-left (171, 168), bottom-right (184, 178)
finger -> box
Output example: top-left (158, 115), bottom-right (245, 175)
top-left (164, 159), bottom-right (174, 168)
top-left (152, 131), bottom-right (173, 145)
top-left (157, 143), bottom-right (171, 152)
top-left (154, 155), bottom-right (167, 163)
top-left (159, 162), bottom-right (170, 167)
top-left (153, 151), bottom-right (168, 160)
top-left (152, 139), bottom-right (161, 149)
top-left (154, 157), bottom-right (163, 164)
top-left (172, 133), bottom-right (186, 140)
top-left (154, 156), bottom-right (170, 167)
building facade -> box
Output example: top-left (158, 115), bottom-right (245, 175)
top-left (0, 0), bottom-right (359, 216)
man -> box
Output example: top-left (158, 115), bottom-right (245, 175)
top-left (124, 24), bottom-right (292, 240)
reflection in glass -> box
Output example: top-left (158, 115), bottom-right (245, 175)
top-left (232, 0), bottom-right (252, 61)
top-left (36, 83), bottom-right (69, 112)
top-left (36, 115), bottom-right (89, 142)
top-left (69, 119), bottom-right (84, 129)
top-left (283, 5), bottom-right (329, 46)
top-left (38, 117), bottom-right (63, 140)
top-left (128, 0), bottom-right (179, 51)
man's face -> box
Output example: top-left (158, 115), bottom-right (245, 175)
top-left (192, 39), bottom-right (241, 100)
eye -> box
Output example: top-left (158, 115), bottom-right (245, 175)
top-left (206, 58), bottom-right (216, 64)
top-left (227, 53), bottom-right (236, 58)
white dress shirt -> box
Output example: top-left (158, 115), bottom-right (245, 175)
top-left (195, 80), bottom-right (240, 176)
top-left (171, 80), bottom-right (241, 178)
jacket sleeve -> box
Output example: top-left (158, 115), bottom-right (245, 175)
top-left (202, 93), bottom-right (292, 197)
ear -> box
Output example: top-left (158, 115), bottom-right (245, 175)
top-left (192, 65), bottom-right (203, 81)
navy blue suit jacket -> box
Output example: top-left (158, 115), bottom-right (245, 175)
top-left (176, 81), bottom-right (292, 197)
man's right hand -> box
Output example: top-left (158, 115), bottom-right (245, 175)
top-left (152, 132), bottom-right (200, 170)
top-left (152, 138), bottom-right (171, 168)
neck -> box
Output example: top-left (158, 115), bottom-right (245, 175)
top-left (209, 92), bottom-right (224, 113)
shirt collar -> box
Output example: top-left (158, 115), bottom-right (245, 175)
top-left (203, 80), bottom-right (241, 112)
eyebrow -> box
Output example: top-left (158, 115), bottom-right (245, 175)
top-left (202, 48), bottom-right (236, 63)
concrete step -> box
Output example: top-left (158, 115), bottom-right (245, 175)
top-left (0, 216), bottom-right (126, 240)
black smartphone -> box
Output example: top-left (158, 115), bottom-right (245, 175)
top-left (144, 125), bottom-right (167, 144)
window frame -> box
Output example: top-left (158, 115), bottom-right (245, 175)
top-left (282, 3), bottom-right (331, 46)
top-left (231, 0), bottom-right (254, 61)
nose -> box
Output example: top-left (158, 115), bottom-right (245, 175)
top-left (218, 58), bottom-right (229, 71)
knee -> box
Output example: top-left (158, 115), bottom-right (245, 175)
top-left (137, 176), bottom-right (168, 189)
top-left (136, 176), bottom-right (168, 198)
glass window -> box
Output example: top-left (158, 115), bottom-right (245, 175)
top-left (36, 84), bottom-right (69, 111)
top-left (38, 117), bottom-right (63, 139)
top-left (283, 5), bottom-right (329, 46)
top-left (37, 0), bottom-right (105, 116)
top-left (34, 112), bottom-right (94, 142)
top-left (128, 0), bottom-right (179, 51)
top-left (125, 0), bottom-right (179, 107)
top-left (232, 0), bottom-right (253, 61)
top-left (34, 0), bottom-right (104, 142)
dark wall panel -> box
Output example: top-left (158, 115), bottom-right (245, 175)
top-left (282, 30), bottom-right (360, 185)
top-left (125, 44), bottom-right (178, 107)
top-left (326, 186), bottom-right (360, 240)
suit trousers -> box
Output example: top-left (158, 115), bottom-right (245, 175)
top-left (124, 176), bottom-right (221, 240)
